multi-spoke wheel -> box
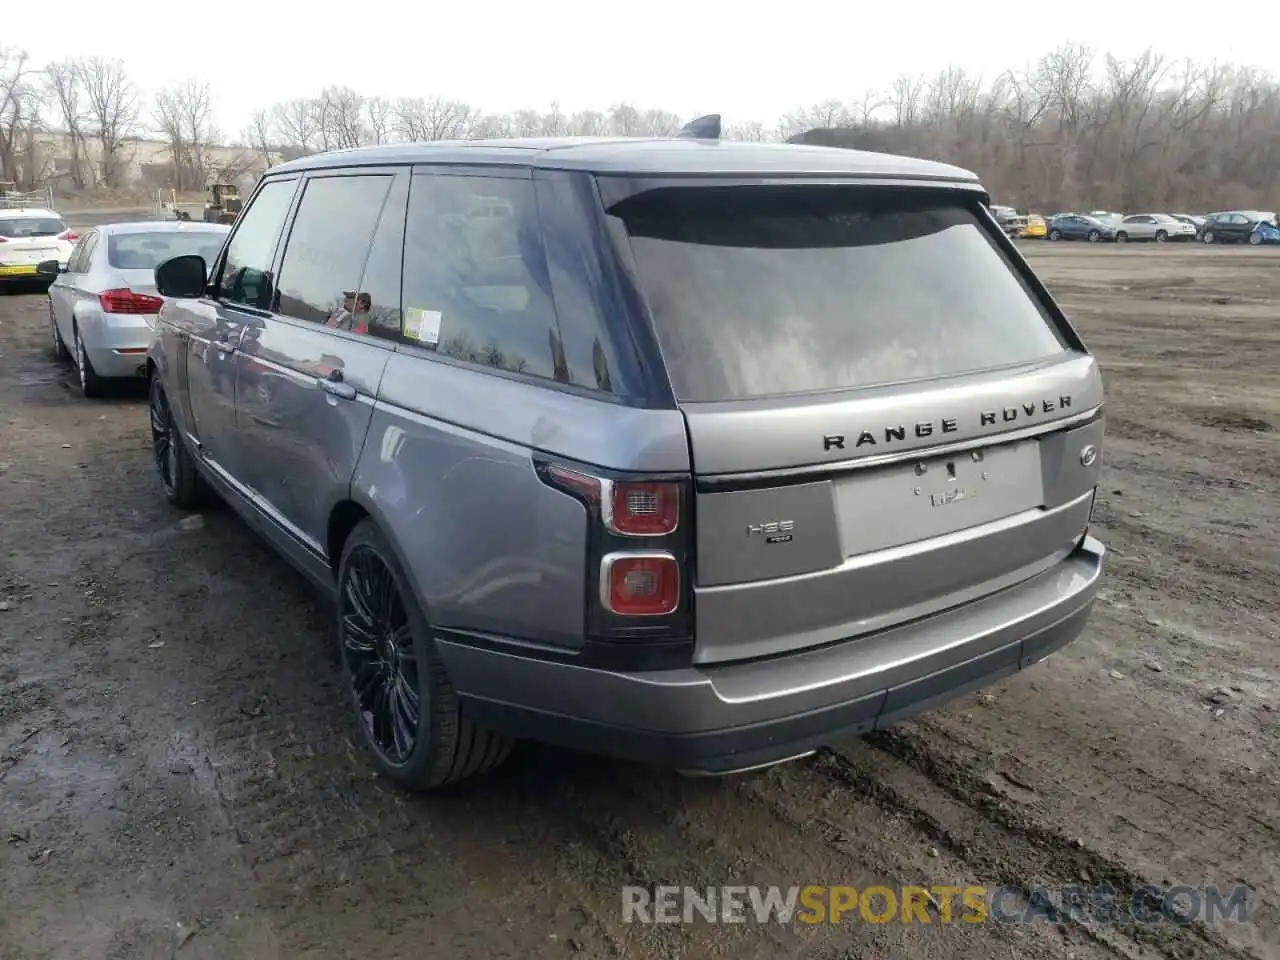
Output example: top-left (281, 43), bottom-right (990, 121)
top-left (337, 520), bottom-right (512, 790)
top-left (149, 373), bottom-right (207, 508)
top-left (49, 304), bottom-right (69, 360)
top-left (73, 325), bottom-right (104, 398)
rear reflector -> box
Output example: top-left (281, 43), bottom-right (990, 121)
top-left (601, 552), bottom-right (680, 616)
top-left (99, 288), bottom-right (164, 315)
top-left (605, 481), bottom-right (679, 536)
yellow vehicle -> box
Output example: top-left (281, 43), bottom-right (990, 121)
top-left (1021, 215), bottom-right (1048, 239)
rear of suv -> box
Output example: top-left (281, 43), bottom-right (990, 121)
top-left (148, 135), bottom-right (1105, 791)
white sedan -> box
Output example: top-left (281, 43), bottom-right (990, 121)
top-left (0, 206), bottom-right (78, 284)
top-left (43, 221), bottom-right (229, 398)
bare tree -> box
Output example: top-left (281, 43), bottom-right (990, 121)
top-left (314, 86), bottom-right (364, 149)
top-left (242, 109), bottom-right (275, 169)
top-left (271, 98), bottom-right (318, 155)
top-left (0, 47), bottom-right (43, 186)
top-left (395, 96), bottom-right (472, 140)
top-left (44, 59), bottom-right (88, 187)
top-left (79, 56), bottom-right (138, 187)
top-left (364, 96), bottom-right (392, 145)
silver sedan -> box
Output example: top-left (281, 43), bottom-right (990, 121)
top-left (41, 221), bottom-right (230, 397)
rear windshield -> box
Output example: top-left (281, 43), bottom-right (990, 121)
top-left (106, 231), bottom-right (227, 270)
top-left (0, 217), bottom-right (66, 238)
top-left (613, 186), bottom-right (1067, 402)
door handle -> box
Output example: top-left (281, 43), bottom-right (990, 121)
top-left (318, 376), bottom-right (357, 400)
top-left (214, 337), bottom-right (237, 356)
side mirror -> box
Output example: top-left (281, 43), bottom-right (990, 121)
top-left (36, 259), bottom-right (61, 279)
top-left (155, 254), bottom-right (208, 299)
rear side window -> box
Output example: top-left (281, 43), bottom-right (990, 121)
top-left (402, 174), bottom-right (564, 382)
top-left (275, 174), bottom-right (393, 335)
top-left (0, 217), bottom-right (66, 238)
top-left (613, 186), bottom-right (1067, 402)
top-left (106, 231), bottom-right (227, 270)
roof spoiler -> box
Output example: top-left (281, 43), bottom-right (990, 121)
top-left (677, 114), bottom-right (721, 140)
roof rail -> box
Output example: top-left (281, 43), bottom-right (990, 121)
top-left (677, 114), bottom-right (721, 140)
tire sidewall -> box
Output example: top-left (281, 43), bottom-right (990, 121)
top-left (337, 520), bottom-right (447, 784)
top-left (1049, 229), bottom-right (1061, 241)
top-left (1088, 230), bottom-right (1100, 242)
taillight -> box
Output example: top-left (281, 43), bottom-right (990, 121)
top-left (538, 457), bottom-right (694, 655)
top-left (99, 289), bottom-right (164, 315)
top-left (602, 552), bottom-right (680, 616)
top-left (606, 481), bottom-right (679, 536)
top-left (57, 229), bottom-right (78, 242)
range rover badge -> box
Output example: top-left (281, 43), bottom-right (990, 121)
top-left (1080, 444), bottom-right (1098, 467)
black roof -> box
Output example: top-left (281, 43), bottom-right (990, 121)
top-left (268, 137), bottom-right (980, 183)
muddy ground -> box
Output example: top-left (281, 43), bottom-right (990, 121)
top-left (0, 235), bottom-right (1276, 960)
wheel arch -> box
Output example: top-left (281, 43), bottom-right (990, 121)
top-left (327, 493), bottom-right (439, 634)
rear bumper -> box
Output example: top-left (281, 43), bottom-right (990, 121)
top-left (82, 315), bottom-right (154, 377)
top-left (441, 535), bottom-right (1106, 773)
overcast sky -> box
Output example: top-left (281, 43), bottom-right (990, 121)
top-left (10, 0), bottom-right (1271, 137)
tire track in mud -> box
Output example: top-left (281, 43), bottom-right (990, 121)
top-left (834, 727), bottom-right (1261, 960)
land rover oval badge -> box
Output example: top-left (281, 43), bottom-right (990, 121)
top-left (1080, 444), bottom-right (1098, 467)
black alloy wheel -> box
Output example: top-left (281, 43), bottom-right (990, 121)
top-left (336, 520), bottom-right (512, 790)
top-left (149, 374), bottom-right (206, 507)
top-left (341, 545), bottom-right (422, 765)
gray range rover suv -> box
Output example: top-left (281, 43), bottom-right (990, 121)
top-left (147, 135), bottom-right (1106, 790)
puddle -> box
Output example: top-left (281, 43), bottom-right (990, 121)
top-left (16, 370), bottom-right (62, 387)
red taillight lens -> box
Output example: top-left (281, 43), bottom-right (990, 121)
top-left (606, 481), bottom-right (679, 536)
top-left (57, 229), bottom-right (78, 242)
top-left (99, 289), bottom-right (164, 315)
top-left (602, 553), bottom-right (680, 616)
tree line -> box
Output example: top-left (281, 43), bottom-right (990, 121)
top-left (3, 43), bottom-right (1279, 211)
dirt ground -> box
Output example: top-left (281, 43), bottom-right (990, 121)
top-left (0, 237), bottom-right (1276, 960)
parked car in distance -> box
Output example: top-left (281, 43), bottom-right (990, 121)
top-left (1200, 210), bottom-right (1277, 244)
top-left (988, 204), bottom-right (1025, 237)
top-left (1250, 220), bottom-right (1280, 244)
top-left (1114, 214), bottom-right (1197, 243)
top-left (147, 136), bottom-right (1106, 791)
top-left (1047, 213), bottom-right (1117, 242)
top-left (1021, 214), bottom-right (1048, 239)
top-left (0, 206), bottom-right (78, 287)
top-left (41, 221), bottom-right (230, 397)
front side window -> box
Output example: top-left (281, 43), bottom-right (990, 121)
top-left (218, 178), bottom-right (296, 309)
top-left (612, 185), bottom-right (1068, 403)
top-left (275, 174), bottom-right (394, 334)
top-left (401, 174), bottom-right (564, 382)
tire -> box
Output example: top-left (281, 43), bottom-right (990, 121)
top-left (49, 303), bottom-right (69, 361)
top-left (1249, 232), bottom-right (1262, 245)
top-left (149, 373), bottom-right (207, 508)
top-left (1154, 230), bottom-right (1168, 243)
top-left (72, 324), bottom-right (105, 398)
top-left (1048, 229), bottom-right (1061, 241)
top-left (1088, 230), bottom-right (1101, 242)
top-left (337, 519), bottom-right (513, 791)
top-left (1203, 230), bottom-right (1216, 244)
top-left (1115, 231), bottom-right (1128, 243)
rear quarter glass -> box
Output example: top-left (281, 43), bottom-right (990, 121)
top-left (609, 185), bottom-right (1067, 403)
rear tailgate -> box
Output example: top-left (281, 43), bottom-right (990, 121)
top-left (610, 182), bottom-right (1103, 664)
